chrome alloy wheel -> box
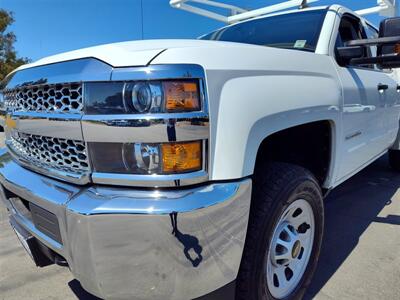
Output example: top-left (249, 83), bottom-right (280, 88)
top-left (266, 199), bottom-right (315, 299)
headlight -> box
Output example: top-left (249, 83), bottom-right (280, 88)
top-left (85, 79), bottom-right (202, 114)
top-left (89, 140), bottom-right (203, 175)
top-left (84, 74), bottom-right (207, 179)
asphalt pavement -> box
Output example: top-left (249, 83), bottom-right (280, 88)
top-left (0, 131), bottom-right (399, 299)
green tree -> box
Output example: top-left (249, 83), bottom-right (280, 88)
top-left (0, 9), bottom-right (29, 81)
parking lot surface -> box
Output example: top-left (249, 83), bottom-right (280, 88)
top-left (0, 131), bottom-right (399, 299)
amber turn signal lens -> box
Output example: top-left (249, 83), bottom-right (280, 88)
top-left (163, 81), bottom-right (200, 112)
top-left (161, 141), bottom-right (202, 173)
top-left (395, 43), bottom-right (400, 55)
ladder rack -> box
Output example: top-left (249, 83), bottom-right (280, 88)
top-left (170, 0), bottom-right (399, 24)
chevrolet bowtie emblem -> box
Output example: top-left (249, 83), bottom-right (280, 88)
top-left (5, 115), bottom-right (17, 130)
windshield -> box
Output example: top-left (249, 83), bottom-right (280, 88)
top-left (200, 9), bottom-right (328, 52)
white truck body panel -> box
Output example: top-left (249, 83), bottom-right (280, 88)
top-left (151, 6), bottom-right (400, 188)
top-left (9, 5), bottom-right (400, 190)
top-left (152, 45), bottom-right (341, 186)
top-left (329, 7), bottom-right (400, 185)
top-left (3, 4), bottom-right (400, 300)
top-left (16, 39), bottom-right (261, 71)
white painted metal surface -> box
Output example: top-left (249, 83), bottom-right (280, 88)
top-left (151, 42), bottom-right (342, 186)
top-left (4, 5), bottom-right (400, 300)
top-left (152, 5), bottom-right (400, 187)
top-left (331, 13), bottom-right (397, 181)
top-left (15, 39), bottom-right (256, 70)
top-left (13, 4), bottom-right (400, 190)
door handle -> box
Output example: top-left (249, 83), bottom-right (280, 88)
top-left (378, 84), bottom-right (389, 93)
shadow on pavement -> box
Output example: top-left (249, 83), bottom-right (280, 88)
top-left (305, 155), bottom-right (400, 299)
top-left (68, 280), bottom-right (102, 300)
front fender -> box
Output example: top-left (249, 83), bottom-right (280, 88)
top-left (151, 44), bottom-right (343, 186)
top-left (207, 64), bottom-right (341, 183)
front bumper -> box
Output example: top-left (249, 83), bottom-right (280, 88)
top-left (0, 149), bottom-right (251, 300)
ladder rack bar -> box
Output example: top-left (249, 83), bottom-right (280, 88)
top-left (171, 0), bottom-right (399, 23)
top-left (227, 0), bottom-right (319, 23)
top-left (357, 6), bottom-right (385, 16)
top-left (189, 0), bottom-right (247, 14)
top-left (170, 0), bottom-right (319, 24)
top-left (174, 2), bottom-right (229, 22)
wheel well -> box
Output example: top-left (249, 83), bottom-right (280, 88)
top-left (254, 121), bottom-right (332, 185)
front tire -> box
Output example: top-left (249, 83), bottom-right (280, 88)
top-left (389, 149), bottom-right (400, 171)
top-left (236, 162), bottom-right (324, 300)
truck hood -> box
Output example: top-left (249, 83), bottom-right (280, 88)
top-left (17, 39), bottom-right (256, 71)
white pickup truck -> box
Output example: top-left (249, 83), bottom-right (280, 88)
top-left (1, 4), bottom-right (400, 300)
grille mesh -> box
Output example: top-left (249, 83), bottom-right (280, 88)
top-left (3, 83), bottom-right (83, 114)
top-left (9, 133), bottom-right (90, 174)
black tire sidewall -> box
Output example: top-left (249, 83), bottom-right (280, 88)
top-left (239, 167), bottom-right (324, 300)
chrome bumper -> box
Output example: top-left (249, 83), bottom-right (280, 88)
top-left (0, 149), bottom-right (251, 300)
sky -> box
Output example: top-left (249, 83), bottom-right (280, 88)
top-left (0, 0), bottom-right (392, 62)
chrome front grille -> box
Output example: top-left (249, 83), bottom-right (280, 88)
top-left (8, 133), bottom-right (90, 174)
top-left (3, 83), bottom-right (83, 114)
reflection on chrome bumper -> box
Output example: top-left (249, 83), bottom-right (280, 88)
top-left (0, 149), bottom-right (252, 300)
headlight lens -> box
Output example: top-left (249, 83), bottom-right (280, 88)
top-left (89, 140), bottom-right (203, 175)
top-left (127, 82), bottom-right (152, 113)
top-left (85, 79), bottom-right (202, 115)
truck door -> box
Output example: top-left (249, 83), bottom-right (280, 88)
top-left (334, 14), bottom-right (397, 180)
top-left (364, 22), bottom-right (400, 150)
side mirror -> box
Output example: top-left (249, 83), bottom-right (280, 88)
top-left (341, 18), bottom-right (400, 69)
top-left (378, 17), bottom-right (400, 68)
top-left (336, 46), bottom-right (364, 66)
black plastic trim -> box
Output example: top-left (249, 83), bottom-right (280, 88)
top-left (9, 216), bottom-right (54, 267)
top-left (29, 202), bottom-right (63, 245)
